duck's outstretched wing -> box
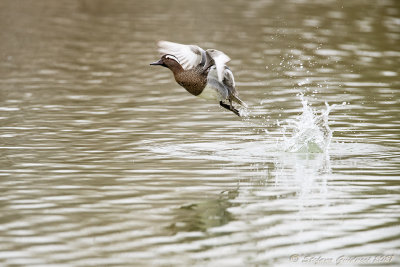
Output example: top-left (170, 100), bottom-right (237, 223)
top-left (157, 41), bottom-right (205, 70)
top-left (205, 49), bottom-right (230, 83)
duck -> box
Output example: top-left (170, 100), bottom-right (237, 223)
top-left (150, 41), bottom-right (247, 116)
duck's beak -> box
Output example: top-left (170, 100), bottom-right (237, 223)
top-left (150, 59), bottom-right (165, 67)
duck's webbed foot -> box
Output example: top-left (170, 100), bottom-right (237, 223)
top-left (220, 101), bottom-right (240, 117)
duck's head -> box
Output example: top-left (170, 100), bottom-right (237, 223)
top-left (150, 54), bottom-right (182, 70)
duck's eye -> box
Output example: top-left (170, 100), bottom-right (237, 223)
top-left (165, 55), bottom-right (180, 64)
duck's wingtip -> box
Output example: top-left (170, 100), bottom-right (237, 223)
top-left (157, 40), bottom-right (170, 48)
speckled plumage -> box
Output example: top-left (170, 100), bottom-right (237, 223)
top-left (174, 67), bottom-right (208, 96)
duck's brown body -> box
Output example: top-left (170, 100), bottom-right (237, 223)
top-left (174, 67), bottom-right (208, 96)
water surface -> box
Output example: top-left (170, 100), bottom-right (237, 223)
top-left (0, 0), bottom-right (399, 266)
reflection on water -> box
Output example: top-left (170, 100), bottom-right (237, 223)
top-left (169, 189), bottom-right (238, 234)
top-left (0, 0), bottom-right (400, 266)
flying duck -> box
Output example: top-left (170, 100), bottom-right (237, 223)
top-left (150, 41), bottom-right (247, 116)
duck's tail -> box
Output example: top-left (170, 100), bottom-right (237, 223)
top-left (232, 95), bottom-right (248, 108)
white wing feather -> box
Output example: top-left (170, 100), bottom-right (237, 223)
top-left (206, 49), bottom-right (231, 82)
top-left (157, 41), bottom-right (232, 83)
top-left (157, 41), bottom-right (204, 70)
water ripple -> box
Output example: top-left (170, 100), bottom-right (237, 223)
top-left (0, 0), bottom-right (399, 266)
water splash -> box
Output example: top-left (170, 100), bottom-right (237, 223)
top-left (281, 96), bottom-right (333, 154)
